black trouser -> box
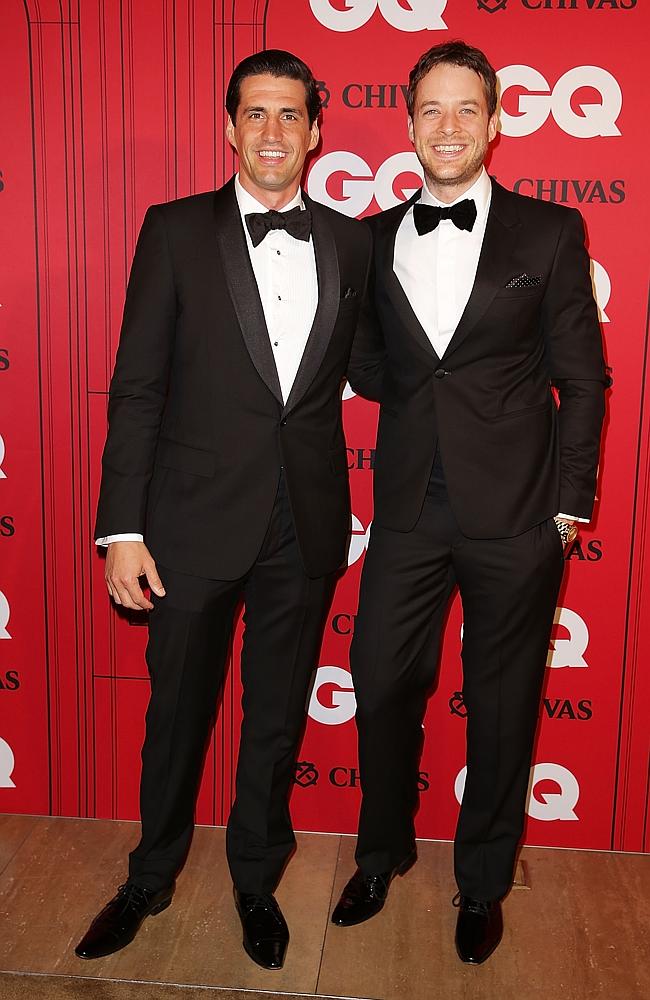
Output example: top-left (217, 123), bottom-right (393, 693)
top-left (128, 477), bottom-right (336, 894)
top-left (350, 454), bottom-right (565, 901)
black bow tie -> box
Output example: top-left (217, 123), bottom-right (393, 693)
top-left (413, 198), bottom-right (477, 235)
top-left (245, 205), bottom-right (312, 248)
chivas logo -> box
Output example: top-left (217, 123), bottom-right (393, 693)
top-left (478, 0), bottom-right (508, 10)
top-left (449, 691), bottom-right (467, 717)
top-left (294, 761), bottom-right (319, 787)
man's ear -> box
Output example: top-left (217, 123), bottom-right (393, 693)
top-left (226, 115), bottom-right (237, 150)
top-left (488, 111), bottom-right (498, 143)
top-left (309, 119), bottom-right (320, 152)
top-left (407, 116), bottom-right (415, 145)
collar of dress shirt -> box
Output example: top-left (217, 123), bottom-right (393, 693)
top-left (419, 167), bottom-right (491, 221)
top-left (234, 173), bottom-right (305, 220)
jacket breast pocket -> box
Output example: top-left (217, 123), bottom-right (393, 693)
top-left (493, 285), bottom-right (544, 300)
top-left (155, 437), bottom-right (216, 477)
top-left (336, 297), bottom-right (360, 320)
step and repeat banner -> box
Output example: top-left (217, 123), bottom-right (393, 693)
top-left (1, 0), bottom-right (648, 853)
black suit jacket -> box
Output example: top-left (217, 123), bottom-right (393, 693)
top-left (95, 179), bottom-right (372, 578)
top-left (348, 179), bottom-right (608, 538)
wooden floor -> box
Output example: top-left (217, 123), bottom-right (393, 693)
top-left (0, 816), bottom-right (648, 1000)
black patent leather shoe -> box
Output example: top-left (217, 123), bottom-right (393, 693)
top-left (331, 851), bottom-right (416, 927)
top-left (234, 889), bottom-right (289, 970)
top-left (454, 894), bottom-right (503, 964)
top-left (75, 881), bottom-right (174, 959)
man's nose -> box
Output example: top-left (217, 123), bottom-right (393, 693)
top-left (261, 116), bottom-right (282, 142)
top-left (437, 112), bottom-right (459, 134)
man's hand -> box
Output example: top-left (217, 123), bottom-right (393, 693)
top-left (105, 541), bottom-right (166, 610)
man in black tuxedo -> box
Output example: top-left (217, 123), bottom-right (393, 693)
top-left (75, 49), bottom-right (371, 970)
top-left (333, 41), bottom-right (607, 963)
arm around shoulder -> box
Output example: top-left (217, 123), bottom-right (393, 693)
top-left (347, 221), bottom-right (386, 403)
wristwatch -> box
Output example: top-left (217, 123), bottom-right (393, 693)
top-left (554, 518), bottom-right (579, 547)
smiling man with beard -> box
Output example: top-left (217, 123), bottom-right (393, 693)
top-left (335, 40), bottom-right (608, 964)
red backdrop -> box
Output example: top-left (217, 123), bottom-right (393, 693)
top-left (1, 0), bottom-right (648, 854)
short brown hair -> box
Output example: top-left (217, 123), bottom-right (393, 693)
top-left (406, 40), bottom-right (498, 120)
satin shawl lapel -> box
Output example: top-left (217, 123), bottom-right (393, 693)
top-left (283, 193), bottom-right (340, 415)
top-left (378, 192), bottom-right (440, 366)
top-left (441, 181), bottom-right (520, 362)
top-left (213, 179), bottom-right (283, 405)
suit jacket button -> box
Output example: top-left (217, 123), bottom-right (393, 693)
top-left (434, 368), bottom-right (446, 379)
top-left (280, 418), bottom-right (288, 426)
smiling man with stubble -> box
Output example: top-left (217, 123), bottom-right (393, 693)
top-left (335, 40), bottom-right (608, 964)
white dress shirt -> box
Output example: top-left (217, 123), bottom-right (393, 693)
top-left (235, 176), bottom-right (318, 403)
top-left (394, 168), bottom-right (491, 360)
top-left (393, 168), bottom-right (585, 523)
top-left (96, 175), bottom-right (319, 546)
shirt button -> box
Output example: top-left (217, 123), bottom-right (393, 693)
top-left (276, 250), bottom-right (281, 256)
top-left (277, 295), bottom-right (282, 301)
top-left (273, 341), bottom-right (279, 347)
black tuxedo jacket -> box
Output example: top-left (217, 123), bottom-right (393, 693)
top-left (348, 179), bottom-right (608, 538)
top-left (95, 179), bottom-right (372, 579)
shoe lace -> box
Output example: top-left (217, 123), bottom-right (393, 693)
top-left (452, 892), bottom-right (490, 916)
top-left (116, 882), bottom-right (151, 906)
top-left (364, 874), bottom-right (390, 898)
top-left (241, 893), bottom-right (283, 924)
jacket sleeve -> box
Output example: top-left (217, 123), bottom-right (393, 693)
top-left (94, 205), bottom-right (177, 538)
top-left (346, 223), bottom-right (386, 403)
top-left (542, 207), bottom-right (609, 519)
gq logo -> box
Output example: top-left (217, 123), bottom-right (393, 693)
top-left (308, 151), bottom-right (422, 217)
top-left (455, 762), bottom-right (579, 820)
top-left (0, 737), bottom-right (16, 787)
top-left (591, 260), bottom-right (611, 323)
top-left (348, 514), bottom-right (372, 567)
top-left (498, 65), bottom-right (622, 138)
top-left (0, 590), bottom-right (11, 639)
top-left (308, 665), bottom-right (356, 725)
top-left (461, 605), bottom-right (590, 669)
top-left (547, 607), bottom-right (589, 669)
top-left (309, 0), bottom-right (447, 32)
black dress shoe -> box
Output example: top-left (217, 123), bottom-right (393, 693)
top-left (75, 881), bottom-right (174, 959)
top-left (234, 889), bottom-right (289, 970)
top-left (331, 851), bottom-right (416, 927)
top-left (454, 894), bottom-right (503, 964)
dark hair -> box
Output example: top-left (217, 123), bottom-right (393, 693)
top-left (226, 49), bottom-right (322, 126)
top-left (406, 40), bottom-right (498, 120)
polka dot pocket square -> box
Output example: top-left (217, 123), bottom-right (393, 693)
top-left (505, 273), bottom-right (543, 289)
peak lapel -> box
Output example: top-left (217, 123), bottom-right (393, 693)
top-left (378, 193), bottom-right (440, 366)
top-left (283, 195), bottom-right (339, 415)
top-left (441, 181), bottom-right (521, 362)
top-left (214, 179), bottom-right (283, 405)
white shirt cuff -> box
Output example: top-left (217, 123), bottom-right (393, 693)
top-left (556, 514), bottom-right (589, 523)
top-left (95, 533), bottom-right (144, 547)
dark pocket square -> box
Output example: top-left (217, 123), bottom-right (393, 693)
top-left (505, 273), bottom-right (542, 289)
top-left (341, 286), bottom-right (358, 299)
